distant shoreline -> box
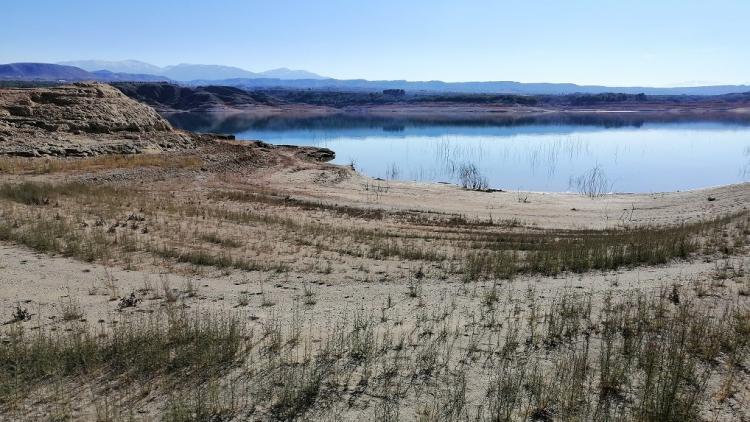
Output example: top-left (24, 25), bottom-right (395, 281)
top-left (108, 82), bottom-right (750, 115)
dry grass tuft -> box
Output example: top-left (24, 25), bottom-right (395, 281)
top-left (0, 154), bottom-right (201, 175)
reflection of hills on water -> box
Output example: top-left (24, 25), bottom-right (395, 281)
top-left (166, 112), bottom-right (750, 136)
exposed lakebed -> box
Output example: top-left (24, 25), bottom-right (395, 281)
top-left (167, 113), bottom-right (750, 193)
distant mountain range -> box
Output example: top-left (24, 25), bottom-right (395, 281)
top-left (58, 60), bottom-right (163, 75)
top-left (0, 63), bottom-right (94, 81)
top-left (0, 63), bottom-right (168, 82)
top-left (215, 78), bottom-right (750, 96)
top-left (1, 62), bottom-right (749, 96)
top-left (57, 60), bottom-right (327, 81)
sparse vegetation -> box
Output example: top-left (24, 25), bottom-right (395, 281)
top-left (60, 296), bottom-right (84, 321)
top-left (302, 284), bottom-right (317, 305)
top-left (0, 180), bottom-right (746, 282)
top-left (0, 154), bottom-right (201, 175)
top-left (0, 310), bottom-right (244, 407)
top-left (457, 162), bottom-right (489, 191)
top-left (571, 165), bottom-right (611, 198)
top-left (9, 305), bottom-right (31, 323)
top-left (1, 285), bottom-right (746, 420)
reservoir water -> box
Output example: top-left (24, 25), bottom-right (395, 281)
top-left (167, 113), bottom-right (750, 193)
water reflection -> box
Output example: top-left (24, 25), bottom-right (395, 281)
top-left (166, 112), bottom-right (750, 193)
top-left (742, 145), bottom-right (750, 180)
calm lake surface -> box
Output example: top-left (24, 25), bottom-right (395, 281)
top-left (167, 113), bottom-right (750, 193)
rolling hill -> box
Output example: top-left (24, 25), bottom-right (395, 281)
top-left (58, 60), bottom-right (328, 81)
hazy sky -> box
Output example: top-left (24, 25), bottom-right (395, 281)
top-left (3, 0), bottom-right (749, 86)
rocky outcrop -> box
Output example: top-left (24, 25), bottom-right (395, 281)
top-left (288, 145), bottom-right (336, 162)
top-left (0, 83), bottom-right (197, 157)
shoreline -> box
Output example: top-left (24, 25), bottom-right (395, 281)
top-left (159, 104), bottom-right (750, 116)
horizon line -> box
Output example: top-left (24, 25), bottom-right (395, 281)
top-left (3, 60), bottom-right (750, 89)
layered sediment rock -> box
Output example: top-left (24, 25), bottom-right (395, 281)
top-left (0, 83), bottom-right (196, 157)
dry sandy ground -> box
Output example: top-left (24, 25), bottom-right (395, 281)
top-left (1, 227), bottom-right (748, 421)
top-left (0, 146), bottom-right (748, 421)
top-left (1, 145), bottom-right (746, 330)
top-left (0, 239), bottom-right (739, 334)
top-left (259, 160), bottom-right (750, 230)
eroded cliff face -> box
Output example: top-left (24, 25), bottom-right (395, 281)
top-left (0, 83), bottom-right (196, 156)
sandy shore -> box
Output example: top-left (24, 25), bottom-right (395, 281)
top-left (258, 160), bottom-right (750, 230)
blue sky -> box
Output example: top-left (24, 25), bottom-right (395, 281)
top-left (2, 0), bottom-right (749, 86)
